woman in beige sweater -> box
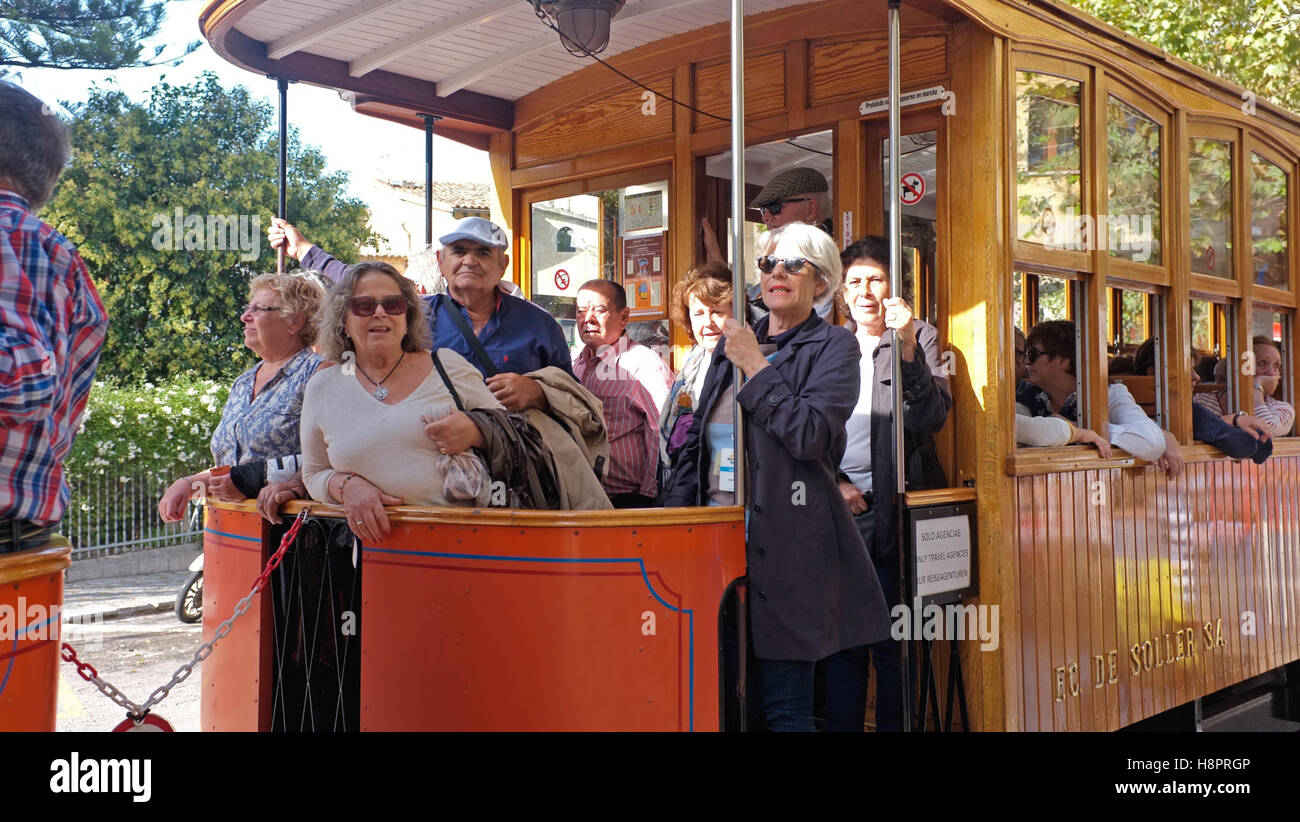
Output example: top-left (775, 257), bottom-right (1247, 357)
top-left (301, 262), bottom-right (503, 542)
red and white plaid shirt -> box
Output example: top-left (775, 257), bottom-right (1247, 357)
top-left (1, 190), bottom-right (108, 526)
top-left (574, 337), bottom-right (672, 498)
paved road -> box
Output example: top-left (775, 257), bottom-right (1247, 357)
top-left (57, 611), bottom-right (202, 733)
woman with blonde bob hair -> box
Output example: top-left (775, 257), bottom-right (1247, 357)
top-left (158, 271), bottom-right (328, 524)
top-left (301, 262), bottom-right (507, 542)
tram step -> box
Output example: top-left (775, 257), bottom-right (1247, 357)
top-left (1201, 692), bottom-right (1300, 732)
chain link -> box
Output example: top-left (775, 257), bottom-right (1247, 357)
top-left (61, 507), bottom-right (312, 720)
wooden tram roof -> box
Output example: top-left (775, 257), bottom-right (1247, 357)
top-left (201, 0), bottom-right (1300, 149)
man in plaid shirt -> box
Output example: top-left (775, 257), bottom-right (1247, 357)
top-left (1, 82), bottom-right (107, 552)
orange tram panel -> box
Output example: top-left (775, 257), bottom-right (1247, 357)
top-left (0, 542), bottom-right (71, 732)
top-left (201, 502), bottom-right (747, 731)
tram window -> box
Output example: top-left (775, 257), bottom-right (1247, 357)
top-left (1016, 72), bottom-right (1082, 247)
top-left (1251, 153), bottom-right (1289, 289)
top-left (1105, 96), bottom-right (1161, 265)
top-left (1108, 290), bottom-right (1164, 423)
top-left (882, 131), bottom-right (939, 322)
top-left (1014, 271), bottom-right (1073, 327)
top-left (1189, 138), bottom-right (1234, 279)
top-left (1190, 298), bottom-right (1235, 405)
top-left (529, 181), bottom-right (670, 358)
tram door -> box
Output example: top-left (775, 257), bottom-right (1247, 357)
top-left (864, 112), bottom-right (952, 477)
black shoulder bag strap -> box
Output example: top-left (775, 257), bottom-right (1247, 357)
top-left (431, 349), bottom-right (465, 412)
top-left (436, 294), bottom-right (497, 378)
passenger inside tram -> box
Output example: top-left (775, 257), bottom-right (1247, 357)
top-left (268, 216), bottom-right (571, 413)
top-left (663, 222), bottom-right (890, 731)
top-left (1015, 320), bottom-right (1165, 460)
top-left (1194, 336), bottom-right (1295, 438)
top-left (827, 234), bottom-right (951, 733)
top-left (572, 279), bottom-right (673, 508)
top-left (158, 272), bottom-right (328, 525)
top-left (1130, 338), bottom-right (1272, 464)
top-left (300, 262), bottom-right (528, 538)
top-left (659, 262), bottom-right (737, 491)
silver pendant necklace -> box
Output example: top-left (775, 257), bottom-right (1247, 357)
top-left (356, 351), bottom-right (404, 400)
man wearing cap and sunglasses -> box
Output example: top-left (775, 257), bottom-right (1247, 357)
top-left (269, 216), bottom-right (572, 413)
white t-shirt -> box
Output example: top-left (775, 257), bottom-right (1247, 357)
top-left (840, 333), bottom-right (880, 493)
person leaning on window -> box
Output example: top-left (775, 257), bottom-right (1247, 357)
top-left (1132, 339), bottom-right (1273, 464)
top-left (1193, 336), bottom-right (1295, 439)
top-left (1015, 320), bottom-right (1165, 460)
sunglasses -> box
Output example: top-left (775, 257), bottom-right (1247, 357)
top-left (348, 295), bottom-right (408, 317)
top-left (757, 256), bottom-right (812, 275)
top-left (1025, 345), bottom-right (1046, 362)
top-left (758, 197), bottom-right (811, 217)
top-left (242, 304), bottom-right (282, 315)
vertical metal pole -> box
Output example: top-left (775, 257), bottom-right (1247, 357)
top-left (729, 0), bottom-right (747, 505)
top-left (276, 75), bottom-right (289, 274)
top-left (888, 0), bottom-right (912, 734)
top-left (419, 114), bottom-right (442, 247)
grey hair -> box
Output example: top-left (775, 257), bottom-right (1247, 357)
top-left (809, 190), bottom-right (832, 224)
top-left (765, 222), bottom-right (843, 295)
top-left (0, 82), bottom-right (70, 210)
top-left (404, 245), bottom-right (446, 295)
top-left (316, 261), bottom-right (430, 361)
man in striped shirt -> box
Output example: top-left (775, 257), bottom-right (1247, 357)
top-left (573, 280), bottom-right (672, 508)
top-left (1, 82), bottom-right (108, 552)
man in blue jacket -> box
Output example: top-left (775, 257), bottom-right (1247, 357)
top-left (268, 216), bottom-right (571, 412)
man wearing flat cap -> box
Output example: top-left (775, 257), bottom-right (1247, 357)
top-left (749, 166), bottom-right (832, 233)
top-left (269, 215), bottom-right (571, 412)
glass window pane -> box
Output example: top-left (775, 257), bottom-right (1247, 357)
top-left (1189, 138), bottom-right (1233, 279)
top-left (1251, 153), bottom-right (1289, 289)
top-left (1017, 72), bottom-right (1082, 247)
top-left (529, 181), bottom-right (669, 353)
top-left (1122, 290), bottom-right (1148, 346)
top-left (1106, 96), bottom-right (1161, 264)
top-left (1036, 275), bottom-right (1070, 323)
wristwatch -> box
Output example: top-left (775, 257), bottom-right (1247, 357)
top-left (1233, 410), bottom-right (1247, 427)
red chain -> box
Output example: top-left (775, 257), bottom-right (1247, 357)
top-left (253, 507), bottom-right (310, 591)
top-left (59, 506), bottom-right (313, 718)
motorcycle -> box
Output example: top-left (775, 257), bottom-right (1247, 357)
top-left (175, 553), bottom-right (203, 624)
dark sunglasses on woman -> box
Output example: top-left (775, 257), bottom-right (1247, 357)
top-left (348, 295), bottom-right (407, 317)
top-left (757, 256), bottom-right (811, 275)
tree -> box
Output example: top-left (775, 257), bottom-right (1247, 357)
top-left (44, 72), bottom-right (377, 383)
top-left (0, 0), bottom-right (197, 70)
top-left (1066, 0), bottom-right (1300, 113)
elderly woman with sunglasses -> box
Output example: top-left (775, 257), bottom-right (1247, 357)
top-left (158, 272), bottom-right (327, 524)
top-left (300, 262), bottom-right (507, 542)
top-left (663, 222), bottom-right (890, 731)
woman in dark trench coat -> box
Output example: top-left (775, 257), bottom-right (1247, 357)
top-left (663, 222), bottom-right (890, 731)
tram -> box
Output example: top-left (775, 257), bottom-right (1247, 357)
top-left (184, 0), bottom-right (1300, 731)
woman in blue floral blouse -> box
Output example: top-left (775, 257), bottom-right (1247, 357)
top-left (158, 272), bottom-right (328, 523)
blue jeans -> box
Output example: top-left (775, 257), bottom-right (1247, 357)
top-left (823, 507), bottom-right (910, 732)
top-left (755, 658), bottom-right (816, 732)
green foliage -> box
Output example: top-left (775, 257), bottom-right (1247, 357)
top-left (0, 0), bottom-right (197, 70)
top-left (44, 73), bottom-right (376, 383)
top-left (65, 374), bottom-right (227, 480)
top-left (1067, 0), bottom-right (1300, 113)
top-left (62, 375), bottom-right (227, 549)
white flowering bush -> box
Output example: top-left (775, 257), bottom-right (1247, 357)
top-left (63, 376), bottom-right (228, 549)
top-left (67, 376), bottom-right (228, 479)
